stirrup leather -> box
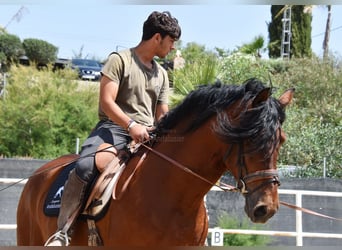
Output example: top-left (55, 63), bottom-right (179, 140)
top-left (44, 230), bottom-right (71, 246)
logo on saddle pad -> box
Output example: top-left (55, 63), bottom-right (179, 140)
top-left (46, 186), bottom-right (64, 210)
top-left (54, 186), bottom-right (64, 199)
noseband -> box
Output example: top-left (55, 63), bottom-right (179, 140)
top-left (229, 143), bottom-right (281, 196)
top-left (237, 169), bottom-right (280, 195)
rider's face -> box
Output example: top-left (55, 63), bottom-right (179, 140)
top-left (157, 35), bottom-right (176, 58)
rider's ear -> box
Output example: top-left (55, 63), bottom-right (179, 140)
top-left (252, 88), bottom-right (271, 107)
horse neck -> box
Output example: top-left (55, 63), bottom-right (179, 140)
top-left (148, 118), bottom-right (228, 205)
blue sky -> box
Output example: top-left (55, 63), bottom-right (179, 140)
top-left (1, 1), bottom-right (342, 60)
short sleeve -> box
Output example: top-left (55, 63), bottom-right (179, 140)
top-left (101, 53), bottom-right (124, 85)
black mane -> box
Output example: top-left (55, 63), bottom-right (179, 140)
top-left (156, 78), bottom-right (286, 156)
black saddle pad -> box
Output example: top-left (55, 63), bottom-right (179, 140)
top-left (43, 162), bottom-right (76, 217)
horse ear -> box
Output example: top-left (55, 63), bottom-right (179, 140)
top-left (278, 88), bottom-right (295, 108)
top-left (252, 88), bottom-right (271, 107)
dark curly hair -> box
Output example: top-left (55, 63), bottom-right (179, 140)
top-left (142, 11), bottom-right (181, 41)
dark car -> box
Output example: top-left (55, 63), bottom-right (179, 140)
top-left (71, 58), bottom-right (102, 81)
top-left (53, 58), bottom-right (71, 71)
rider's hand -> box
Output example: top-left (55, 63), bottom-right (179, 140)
top-left (128, 123), bottom-right (150, 143)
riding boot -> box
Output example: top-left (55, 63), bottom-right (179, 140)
top-left (45, 169), bottom-right (88, 246)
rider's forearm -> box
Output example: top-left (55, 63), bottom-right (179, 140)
top-left (101, 100), bottom-right (133, 131)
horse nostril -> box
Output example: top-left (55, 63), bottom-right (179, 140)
top-left (253, 205), bottom-right (268, 219)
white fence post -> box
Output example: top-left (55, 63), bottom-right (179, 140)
top-left (295, 192), bottom-right (303, 246)
top-left (75, 137), bottom-right (80, 154)
top-left (323, 157), bottom-right (327, 178)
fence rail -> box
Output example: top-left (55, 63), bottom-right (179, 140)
top-left (208, 188), bottom-right (342, 246)
top-left (1, 178), bottom-right (341, 246)
top-left (0, 178), bottom-right (27, 184)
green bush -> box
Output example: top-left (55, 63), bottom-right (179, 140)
top-left (214, 54), bottom-right (341, 178)
top-left (170, 54), bottom-right (218, 107)
top-left (23, 38), bottom-right (58, 65)
top-left (0, 33), bottom-right (24, 68)
top-left (280, 112), bottom-right (341, 178)
top-left (0, 65), bottom-right (98, 159)
top-left (270, 57), bottom-right (341, 178)
top-left (214, 212), bottom-right (272, 246)
top-left (217, 53), bottom-right (272, 84)
top-left (0, 52), bottom-right (340, 178)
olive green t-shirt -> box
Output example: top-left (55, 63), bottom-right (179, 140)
top-left (99, 48), bottom-right (169, 127)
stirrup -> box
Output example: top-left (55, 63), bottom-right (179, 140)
top-left (44, 230), bottom-right (71, 246)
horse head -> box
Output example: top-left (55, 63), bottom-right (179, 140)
top-left (214, 78), bottom-right (294, 223)
top-left (156, 78), bottom-right (294, 225)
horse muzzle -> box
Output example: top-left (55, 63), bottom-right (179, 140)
top-left (245, 199), bottom-right (279, 223)
top-left (244, 181), bottom-right (280, 223)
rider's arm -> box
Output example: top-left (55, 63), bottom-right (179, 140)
top-left (99, 74), bottom-right (131, 129)
top-left (99, 75), bottom-right (150, 142)
top-left (155, 103), bottom-right (169, 122)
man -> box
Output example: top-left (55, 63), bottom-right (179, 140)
top-left (45, 11), bottom-right (181, 246)
top-left (173, 49), bottom-right (185, 69)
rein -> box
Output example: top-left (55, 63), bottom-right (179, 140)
top-left (0, 145), bottom-right (117, 192)
top-left (140, 143), bottom-right (239, 192)
top-left (139, 142), bottom-right (342, 222)
top-left (279, 201), bottom-right (342, 221)
top-left (140, 142), bottom-right (280, 196)
top-left (3, 140), bottom-right (341, 222)
top-left (140, 143), bottom-right (275, 194)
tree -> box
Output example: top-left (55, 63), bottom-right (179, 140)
top-left (23, 38), bottom-right (58, 66)
top-left (237, 35), bottom-right (265, 57)
top-left (0, 52), bottom-right (6, 66)
top-left (169, 43), bottom-right (218, 107)
top-left (291, 6), bottom-right (312, 58)
top-left (268, 5), bottom-right (284, 58)
top-left (0, 33), bottom-right (24, 68)
top-left (268, 5), bottom-right (312, 58)
top-left (323, 5), bottom-right (332, 60)
top-left (180, 42), bottom-right (209, 65)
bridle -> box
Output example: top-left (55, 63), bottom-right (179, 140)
top-left (231, 143), bottom-right (281, 196)
top-left (237, 169), bottom-right (280, 195)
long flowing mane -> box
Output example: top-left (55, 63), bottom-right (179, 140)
top-left (156, 78), bottom-right (286, 156)
top-left (17, 77), bottom-right (294, 246)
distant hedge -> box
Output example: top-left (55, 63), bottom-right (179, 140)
top-left (173, 54), bottom-right (341, 178)
top-left (0, 66), bottom-right (98, 159)
top-left (0, 54), bottom-right (341, 178)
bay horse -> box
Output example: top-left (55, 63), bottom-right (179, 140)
top-left (17, 78), bottom-right (294, 246)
